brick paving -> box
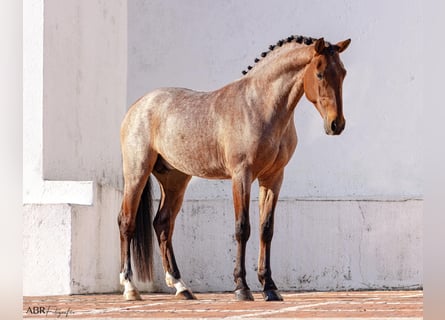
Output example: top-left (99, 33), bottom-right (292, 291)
top-left (23, 290), bottom-right (422, 319)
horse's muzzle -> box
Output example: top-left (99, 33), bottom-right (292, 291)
top-left (325, 117), bottom-right (345, 135)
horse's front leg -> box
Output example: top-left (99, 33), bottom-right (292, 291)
top-left (257, 171), bottom-right (284, 301)
top-left (232, 170), bottom-right (254, 301)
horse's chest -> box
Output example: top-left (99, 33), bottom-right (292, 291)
top-left (253, 129), bottom-right (297, 173)
top-left (254, 141), bottom-right (289, 167)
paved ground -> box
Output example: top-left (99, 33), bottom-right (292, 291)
top-left (23, 290), bottom-right (422, 319)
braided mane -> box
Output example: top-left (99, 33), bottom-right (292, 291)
top-left (241, 34), bottom-right (333, 76)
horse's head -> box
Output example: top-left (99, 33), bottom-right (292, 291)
top-left (303, 38), bottom-right (351, 135)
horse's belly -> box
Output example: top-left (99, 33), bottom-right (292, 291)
top-left (165, 161), bottom-right (231, 179)
top-left (158, 146), bottom-right (230, 179)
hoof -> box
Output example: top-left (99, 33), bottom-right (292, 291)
top-left (262, 289), bottom-right (283, 301)
top-left (234, 288), bottom-right (254, 301)
top-left (176, 289), bottom-right (197, 300)
top-left (124, 290), bottom-right (142, 301)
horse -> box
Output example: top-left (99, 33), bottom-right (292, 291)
top-left (117, 34), bottom-right (351, 302)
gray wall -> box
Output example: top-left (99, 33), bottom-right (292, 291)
top-left (127, 0), bottom-right (423, 293)
top-left (128, 0), bottom-right (422, 201)
top-left (42, 0), bottom-right (127, 189)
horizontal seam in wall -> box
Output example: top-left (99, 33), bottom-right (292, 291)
top-left (174, 198), bottom-right (424, 202)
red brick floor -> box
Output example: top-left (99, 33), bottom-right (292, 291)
top-left (23, 290), bottom-right (422, 319)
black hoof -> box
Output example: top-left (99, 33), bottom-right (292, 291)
top-left (234, 288), bottom-right (254, 301)
top-left (262, 289), bottom-right (283, 301)
top-left (176, 289), bottom-right (197, 300)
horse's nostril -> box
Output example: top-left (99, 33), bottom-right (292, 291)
top-left (331, 120), bottom-right (338, 132)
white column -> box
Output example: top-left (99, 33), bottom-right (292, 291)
top-left (23, 0), bottom-right (128, 295)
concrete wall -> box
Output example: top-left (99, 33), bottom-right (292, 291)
top-left (127, 0), bottom-right (423, 293)
top-left (23, 185), bottom-right (123, 295)
top-left (23, 0), bottom-right (127, 295)
top-left (128, 0), bottom-right (422, 201)
top-left (24, 0), bottom-right (423, 295)
top-left (42, 0), bottom-right (127, 189)
top-left (149, 199), bottom-right (422, 293)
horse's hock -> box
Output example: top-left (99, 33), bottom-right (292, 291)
top-left (23, 0), bottom-right (422, 296)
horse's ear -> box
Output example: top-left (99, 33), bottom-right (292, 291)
top-left (336, 39), bottom-right (351, 53)
top-left (314, 38), bottom-right (325, 55)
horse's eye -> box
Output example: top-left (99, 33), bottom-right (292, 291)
top-left (316, 72), bottom-right (323, 80)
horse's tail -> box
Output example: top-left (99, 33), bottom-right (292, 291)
top-left (132, 176), bottom-right (154, 282)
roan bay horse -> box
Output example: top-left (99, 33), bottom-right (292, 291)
top-left (118, 35), bottom-right (351, 301)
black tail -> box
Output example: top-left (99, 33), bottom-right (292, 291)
top-left (131, 177), bottom-right (154, 282)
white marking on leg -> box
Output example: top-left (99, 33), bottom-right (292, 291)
top-left (120, 273), bottom-right (136, 291)
top-left (120, 272), bottom-right (141, 300)
top-left (165, 271), bottom-right (190, 295)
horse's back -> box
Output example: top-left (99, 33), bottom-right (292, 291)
top-left (122, 87), bottom-right (208, 140)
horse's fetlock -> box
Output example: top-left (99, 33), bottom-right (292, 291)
top-left (257, 267), bottom-right (271, 283)
top-left (233, 266), bottom-right (246, 280)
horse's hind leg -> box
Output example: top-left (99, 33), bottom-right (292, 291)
top-left (257, 171), bottom-right (284, 301)
top-left (118, 134), bottom-right (158, 300)
top-left (152, 168), bottom-right (195, 300)
top-left (118, 173), bottom-right (152, 300)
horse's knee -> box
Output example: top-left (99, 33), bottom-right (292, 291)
top-left (235, 217), bottom-right (251, 242)
top-left (260, 222), bottom-right (274, 243)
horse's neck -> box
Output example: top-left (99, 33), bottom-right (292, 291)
top-left (264, 68), bottom-right (306, 112)
top-left (242, 51), bottom-right (312, 124)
